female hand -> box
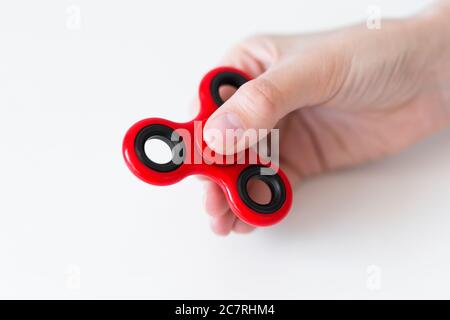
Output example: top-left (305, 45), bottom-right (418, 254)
top-left (200, 3), bottom-right (450, 235)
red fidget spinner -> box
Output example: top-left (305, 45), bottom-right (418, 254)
top-left (122, 67), bottom-right (292, 226)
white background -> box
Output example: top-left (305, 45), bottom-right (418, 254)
top-left (1, 0), bottom-right (449, 299)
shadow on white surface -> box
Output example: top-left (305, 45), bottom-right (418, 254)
top-left (273, 126), bottom-right (450, 240)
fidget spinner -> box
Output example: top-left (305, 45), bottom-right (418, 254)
top-left (123, 67), bottom-right (292, 226)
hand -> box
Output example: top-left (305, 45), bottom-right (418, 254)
top-left (199, 4), bottom-right (450, 235)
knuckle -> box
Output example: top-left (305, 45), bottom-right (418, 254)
top-left (229, 34), bottom-right (281, 63)
top-left (298, 43), bottom-right (350, 106)
top-left (236, 78), bottom-right (282, 124)
top-left (242, 34), bottom-right (272, 47)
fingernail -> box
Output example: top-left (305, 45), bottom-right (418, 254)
top-left (203, 113), bottom-right (244, 152)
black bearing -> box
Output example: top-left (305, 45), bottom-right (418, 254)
top-left (134, 124), bottom-right (185, 172)
top-left (237, 165), bottom-right (286, 214)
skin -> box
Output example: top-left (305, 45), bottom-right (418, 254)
top-left (197, 2), bottom-right (450, 235)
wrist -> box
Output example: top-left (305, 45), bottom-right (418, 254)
top-left (428, 0), bottom-right (450, 17)
top-left (408, 2), bottom-right (450, 109)
top-left (412, 1), bottom-right (450, 54)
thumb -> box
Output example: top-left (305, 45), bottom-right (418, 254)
top-left (203, 56), bottom-right (338, 155)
